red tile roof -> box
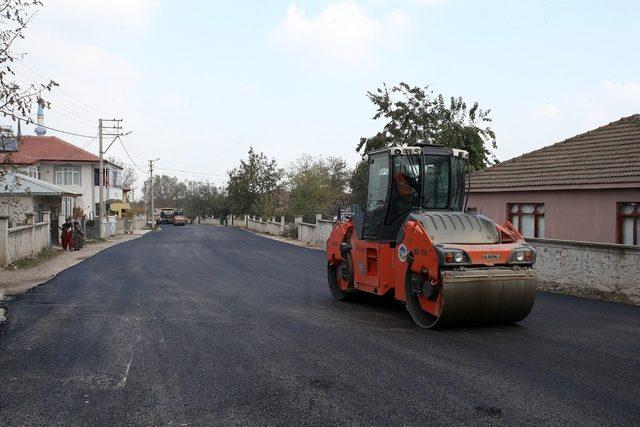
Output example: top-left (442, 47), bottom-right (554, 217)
top-left (0, 135), bottom-right (100, 165)
top-left (470, 114), bottom-right (640, 191)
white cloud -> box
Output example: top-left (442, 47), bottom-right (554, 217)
top-left (23, 28), bottom-right (140, 115)
top-left (532, 103), bottom-right (561, 118)
top-left (271, 2), bottom-right (409, 67)
top-left (44, 0), bottom-right (158, 30)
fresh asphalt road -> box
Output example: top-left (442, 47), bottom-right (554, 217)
top-left (1, 226), bottom-right (639, 425)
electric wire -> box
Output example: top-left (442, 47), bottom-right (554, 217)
top-left (1, 110), bottom-right (97, 138)
top-left (14, 61), bottom-right (103, 115)
top-left (9, 68), bottom-right (100, 123)
top-left (117, 137), bottom-right (146, 173)
top-left (155, 166), bottom-right (225, 177)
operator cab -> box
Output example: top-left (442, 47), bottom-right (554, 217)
top-left (357, 144), bottom-right (469, 241)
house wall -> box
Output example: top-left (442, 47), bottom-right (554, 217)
top-left (468, 188), bottom-right (640, 244)
top-left (38, 162), bottom-right (94, 215)
top-left (37, 162), bottom-right (123, 217)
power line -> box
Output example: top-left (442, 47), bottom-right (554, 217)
top-left (1, 111), bottom-right (97, 138)
top-left (117, 137), bottom-right (145, 173)
top-left (155, 166), bottom-right (226, 177)
top-left (10, 68), bottom-right (99, 123)
top-left (14, 61), bottom-right (103, 115)
top-left (122, 163), bottom-right (226, 184)
top-left (47, 107), bottom-right (97, 129)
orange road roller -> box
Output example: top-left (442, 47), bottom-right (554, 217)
top-left (327, 144), bottom-right (536, 328)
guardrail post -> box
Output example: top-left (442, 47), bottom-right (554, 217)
top-left (315, 213), bottom-right (322, 224)
top-left (280, 215), bottom-right (285, 231)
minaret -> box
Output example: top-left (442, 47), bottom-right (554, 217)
top-left (35, 104), bottom-right (46, 136)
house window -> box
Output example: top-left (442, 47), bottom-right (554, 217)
top-left (61, 196), bottom-right (74, 217)
top-left (618, 202), bottom-right (639, 245)
top-left (508, 203), bottom-right (545, 238)
top-left (19, 166), bottom-right (40, 179)
top-left (55, 166), bottom-right (81, 186)
top-left (94, 168), bottom-right (110, 186)
top-left (112, 169), bottom-right (122, 187)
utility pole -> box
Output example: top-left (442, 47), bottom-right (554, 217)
top-left (149, 158), bottom-right (159, 230)
top-left (98, 118), bottom-right (124, 238)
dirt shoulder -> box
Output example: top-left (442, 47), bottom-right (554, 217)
top-left (0, 231), bottom-right (150, 299)
top-left (235, 227), bottom-right (324, 251)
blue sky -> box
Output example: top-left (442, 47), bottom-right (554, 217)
top-left (7, 0), bottom-right (640, 187)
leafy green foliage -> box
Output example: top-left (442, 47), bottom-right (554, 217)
top-left (142, 175), bottom-right (226, 218)
top-left (226, 147), bottom-right (284, 217)
top-left (358, 82), bottom-right (497, 170)
top-left (348, 160), bottom-right (368, 207)
top-left (287, 155), bottom-right (350, 222)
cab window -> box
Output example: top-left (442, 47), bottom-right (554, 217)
top-left (364, 154), bottom-right (389, 237)
top-left (386, 155), bottom-right (420, 224)
top-left (422, 155), bottom-right (450, 209)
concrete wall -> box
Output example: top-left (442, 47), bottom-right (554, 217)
top-left (246, 216), bottom-right (285, 235)
top-left (529, 238), bottom-right (640, 304)
top-left (468, 188), bottom-right (640, 244)
top-left (103, 215), bottom-right (117, 237)
top-left (296, 214), bottom-right (335, 246)
top-left (0, 213), bottom-right (51, 266)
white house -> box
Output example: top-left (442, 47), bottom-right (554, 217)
top-left (0, 134), bottom-right (124, 219)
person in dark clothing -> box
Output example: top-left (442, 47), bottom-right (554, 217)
top-left (60, 217), bottom-right (74, 251)
top-left (72, 220), bottom-right (84, 250)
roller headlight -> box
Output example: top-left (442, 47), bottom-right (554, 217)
top-left (509, 247), bottom-right (536, 265)
top-left (439, 248), bottom-right (471, 266)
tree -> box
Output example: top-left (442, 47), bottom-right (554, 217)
top-left (0, 0), bottom-right (57, 125)
top-left (287, 155), bottom-right (351, 222)
top-left (226, 147), bottom-right (284, 216)
top-left (348, 160), bottom-right (368, 206)
top-left (140, 174), bottom-right (227, 218)
top-left (357, 82), bottom-right (497, 170)
top-left (107, 157), bottom-right (138, 192)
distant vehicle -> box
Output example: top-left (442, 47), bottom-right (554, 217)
top-left (157, 208), bottom-right (175, 225)
top-left (173, 209), bottom-right (186, 226)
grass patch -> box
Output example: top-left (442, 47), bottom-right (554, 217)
top-left (5, 248), bottom-right (64, 270)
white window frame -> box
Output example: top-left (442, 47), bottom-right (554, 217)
top-left (508, 203), bottom-right (545, 238)
top-left (55, 166), bottom-right (81, 186)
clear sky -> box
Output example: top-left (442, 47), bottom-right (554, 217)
top-left (6, 0), bottom-right (640, 187)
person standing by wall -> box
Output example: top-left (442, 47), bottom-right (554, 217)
top-left (59, 217), bottom-right (74, 251)
top-left (73, 220), bottom-right (84, 250)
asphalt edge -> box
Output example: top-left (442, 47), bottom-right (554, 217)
top-left (0, 231), bottom-right (150, 329)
